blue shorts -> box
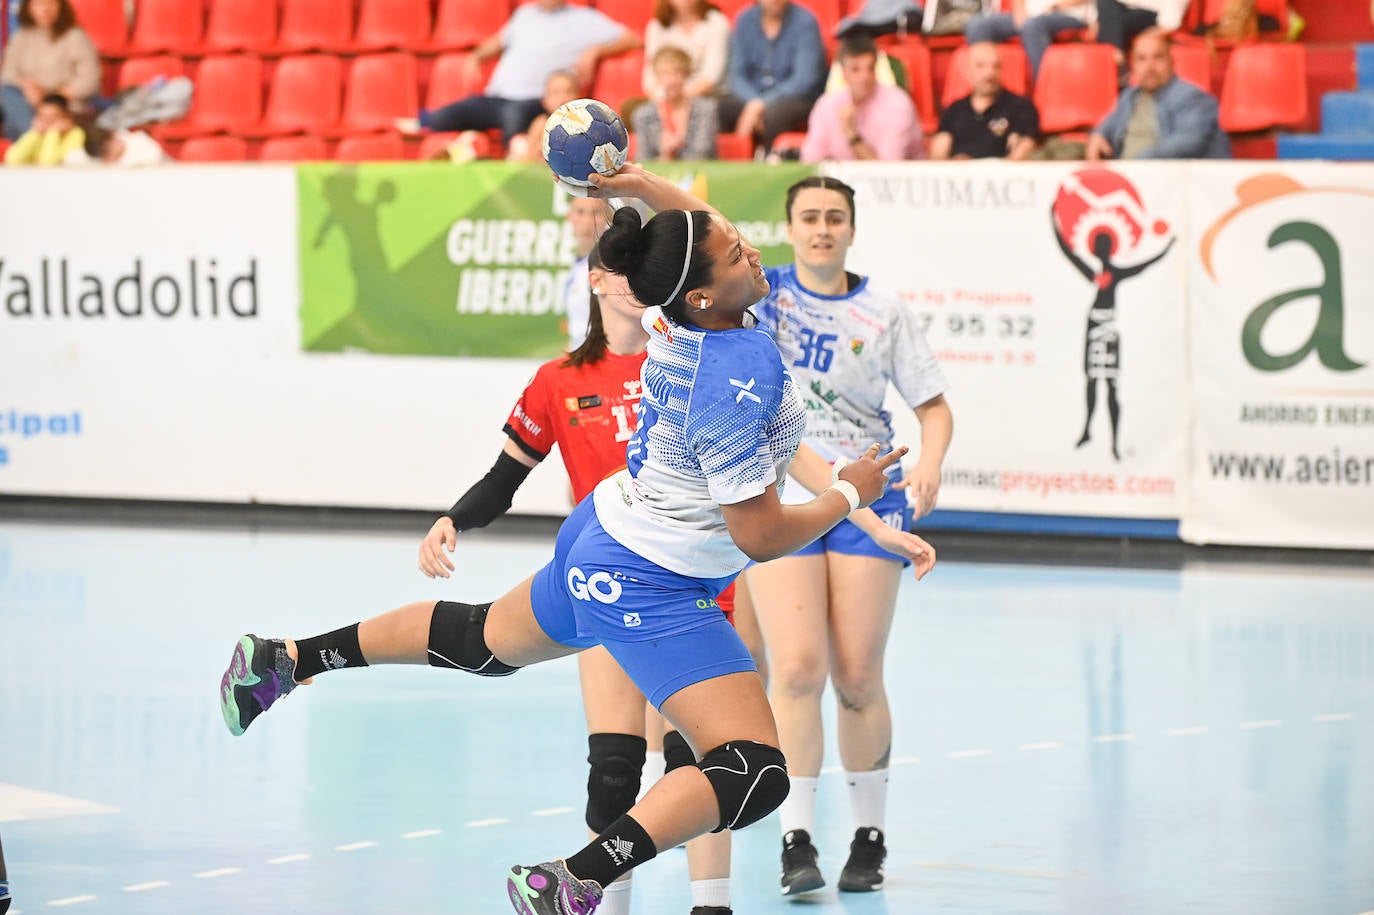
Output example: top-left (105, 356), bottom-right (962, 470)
top-left (792, 484), bottom-right (914, 565)
top-left (530, 497), bottom-right (757, 708)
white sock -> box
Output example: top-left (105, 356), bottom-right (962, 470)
top-left (845, 768), bottom-right (889, 832)
top-left (778, 775), bottom-right (819, 837)
top-left (599, 876), bottom-right (633, 915)
top-left (690, 877), bottom-right (731, 908)
top-left (638, 750), bottom-right (665, 802)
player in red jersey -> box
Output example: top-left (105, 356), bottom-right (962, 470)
top-left (417, 244), bottom-right (740, 915)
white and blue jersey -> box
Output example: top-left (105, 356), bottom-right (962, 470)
top-left (593, 305), bottom-right (809, 580)
top-left (754, 264), bottom-right (947, 506)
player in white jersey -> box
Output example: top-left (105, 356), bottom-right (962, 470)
top-left (217, 163), bottom-right (931, 915)
top-left (747, 176), bottom-right (953, 896)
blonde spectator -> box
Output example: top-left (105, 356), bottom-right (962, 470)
top-left (4, 93), bottom-right (85, 165)
top-left (643, 0), bottom-right (733, 99)
top-left (1, 0), bottom-right (101, 141)
top-left (508, 70), bottom-right (582, 162)
top-left (633, 47), bottom-right (720, 160)
top-left (801, 34), bottom-right (921, 161)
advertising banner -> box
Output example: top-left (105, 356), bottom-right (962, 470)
top-left (1181, 164), bottom-right (1374, 549)
top-left (297, 161), bottom-right (817, 358)
top-left (825, 162), bottom-right (1186, 519)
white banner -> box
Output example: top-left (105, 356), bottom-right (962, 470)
top-left (0, 168), bottom-right (572, 516)
top-left (1181, 163), bottom-right (1374, 549)
top-left (826, 161), bottom-right (1187, 519)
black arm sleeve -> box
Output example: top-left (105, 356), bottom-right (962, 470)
top-left (442, 451), bottom-right (535, 533)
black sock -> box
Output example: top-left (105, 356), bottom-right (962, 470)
top-left (292, 623), bottom-right (368, 681)
top-left (564, 813), bottom-right (657, 888)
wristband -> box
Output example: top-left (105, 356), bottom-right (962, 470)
top-left (830, 457), bottom-right (848, 482)
top-left (827, 480), bottom-right (861, 514)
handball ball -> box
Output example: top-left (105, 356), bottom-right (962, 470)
top-left (542, 98), bottom-right (628, 196)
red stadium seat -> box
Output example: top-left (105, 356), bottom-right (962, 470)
top-left (1219, 43), bottom-right (1307, 132)
top-left (592, 50), bottom-right (644, 116)
top-left (271, 0), bottom-right (353, 54)
top-left (425, 52), bottom-right (498, 108)
top-left (177, 135), bottom-right (248, 161)
top-left (326, 53), bottom-right (419, 136)
top-left (240, 54), bottom-right (342, 136)
top-left (1034, 44), bottom-right (1119, 133)
top-left (424, 0), bottom-right (512, 52)
top-left (770, 131), bottom-right (806, 157)
top-left (127, 0), bottom-right (203, 54)
top-left (941, 43), bottom-right (1030, 108)
top-left (196, 0), bottom-right (277, 54)
top-left (595, 0), bottom-right (653, 33)
top-left (715, 133), bottom-right (755, 160)
top-left (808, 0), bottom-right (844, 44)
top-left (1169, 43), bottom-right (1212, 93)
top-left (343, 0), bottom-right (432, 52)
top-left (336, 133), bottom-right (405, 161)
top-left (116, 55), bottom-right (185, 90)
top-left (882, 40), bottom-right (937, 134)
top-left (70, 0), bottom-right (129, 55)
top-left (258, 135), bottom-right (331, 160)
top-left (1199, 0), bottom-right (1288, 39)
top-left (158, 55), bottom-right (263, 138)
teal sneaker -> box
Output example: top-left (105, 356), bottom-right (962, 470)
top-left (507, 860), bottom-right (603, 914)
top-left (219, 634), bottom-right (299, 736)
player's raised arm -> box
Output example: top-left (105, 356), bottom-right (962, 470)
top-left (587, 162), bottom-right (724, 222)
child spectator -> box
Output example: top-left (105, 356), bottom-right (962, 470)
top-left (633, 46), bottom-right (719, 160)
top-left (5, 92), bottom-right (85, 164)
top-left (0, 0), bottom-right (100, 141)
top-left (67, 125), bottom-right (168, 165)
top-left (507, 70), bottom-right (582, 162)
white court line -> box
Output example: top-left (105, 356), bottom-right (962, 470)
top-left (194, 868), bottom-right (241, 879)
top-left (1316, 713), bottom-right (1355, 722)
top-left (531, 808), bottom-right (574, 817)
top-left (1093, 734), bottom-right (1134, 743)
top-left (1020, 741), bottom-right (1062, 751)
top-left (948, 749), bottom-right (991, 759)
top-left (466, 818), bottom-right (509, 828)
top-left (46, 896), bottom-right (97, 906)
top-left (1241, 720), bottom-right (1281, 730)
top-left (1166, 726), bottom-right (1208, 737)
top-left (403, 829), bottom-right (443, 838)
top-left (268, 854), bottom-right (311, 864)
top-left (122, 882), bottom-right (169, 892)
top-left (335, 841), bottom-right (377, 852)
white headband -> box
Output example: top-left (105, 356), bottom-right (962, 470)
top-left (658, 211), bottom-right (694, 308)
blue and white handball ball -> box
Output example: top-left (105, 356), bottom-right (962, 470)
top-left (542, 98), bottom-right (629, 196)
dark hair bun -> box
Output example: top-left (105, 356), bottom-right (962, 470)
top-left (597, 206), bottom-right (647, 276)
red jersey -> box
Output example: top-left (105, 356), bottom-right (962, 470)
top-left (504, 350), bottom-right (647, 502)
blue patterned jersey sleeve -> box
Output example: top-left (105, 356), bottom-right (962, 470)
top-left (684, 332), bottom-right (786, 505)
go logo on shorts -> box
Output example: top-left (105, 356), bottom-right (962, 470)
top-left (567, 566), bottom-right (623, 604)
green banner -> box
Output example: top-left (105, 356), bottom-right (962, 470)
top-left (297, 160), bottom-right (817, 358)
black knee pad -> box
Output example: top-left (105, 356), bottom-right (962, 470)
top-left (585, 732), bottom-right (647, 832)
top-left (697, 740), bottom-right (789, 832)
top-left (427, 601), bottom-right (519, 676)
top-left (663, 729), bottom-right (696, 773)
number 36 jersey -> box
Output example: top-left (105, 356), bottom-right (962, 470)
top-left (754, 264), bottom-right (948, 466)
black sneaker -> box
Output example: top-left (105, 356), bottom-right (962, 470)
top-left (837, 827), bottom-right (886, 892)
top-left (780, 828), bottom-right (825, 896)
top-left (689, 908), bottom-right (731, 915)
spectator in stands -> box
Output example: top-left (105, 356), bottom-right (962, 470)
top-left (633, 47), bottom-right (719, 160)
top-left (719, 0), bottom-right (827, 153)
top-left (964, 0), bottom-right (1097, 77)
top-left (507, 70), bottom-right (581, 162)
top-left (1087, 28), bottom-right (1229, 160)
top-left (929, 41), bottom-right (1040, 159)
top-left (4, 92), bottom-right (84, 164)
top-left (1095, 0), bottom-right (1188, 78)
top-left (66, 125), bottom-right (168, 166)
top-left (800, 34), bottom-right (921, 161)
top-left (0, 0), bottom-right (100, 141)
top-left (396, 0), bottom-right (640, 144)
top-left (643, 0), bottom-right (732, 99)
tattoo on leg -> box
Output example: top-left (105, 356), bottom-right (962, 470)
top-left (875, 745), bottom-right (891, 769)
top-left (837, 688), bottom-right (862, 712)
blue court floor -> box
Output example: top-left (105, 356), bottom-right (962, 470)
top-left (1, 517), bottom-right (1372, 914)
